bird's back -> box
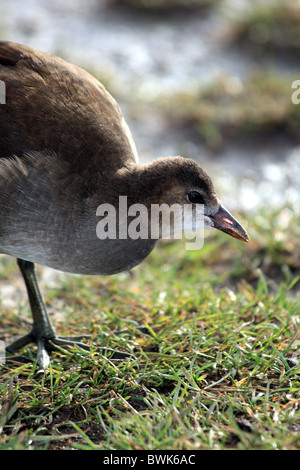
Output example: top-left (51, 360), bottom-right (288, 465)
top-left (0, 41), bottom-right (138, 171)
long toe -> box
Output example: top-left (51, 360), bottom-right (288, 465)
top-left (51, 336), bottom-right (135, 360)
top-left (36, 338), bottom-right (51, 372)
top-left (5, 331), bottom-right (135, 370)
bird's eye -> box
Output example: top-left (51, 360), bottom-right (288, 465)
top-left (187, 191), bottom-right (204, 204)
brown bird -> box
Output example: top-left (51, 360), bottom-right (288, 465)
top-left (0, 41), bottom-right (248, 370)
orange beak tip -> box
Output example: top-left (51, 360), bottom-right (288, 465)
top-left (210, 205), bottom-right (249, 243)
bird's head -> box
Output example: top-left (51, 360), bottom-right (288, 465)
top-left (125, 157), bottom-right (249, 243)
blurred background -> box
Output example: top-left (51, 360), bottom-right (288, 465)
top-left (1, 0), bottom-right (299, 213)
top-left (0, 0), bottom-right (299, 294)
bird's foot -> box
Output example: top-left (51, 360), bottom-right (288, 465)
top-left (5, 330), bottom-right (136, 372)
top-left (6, 331), bottom-right (52, 371)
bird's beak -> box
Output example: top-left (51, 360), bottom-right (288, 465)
top-left (210, 204), bottom-right (249, 242)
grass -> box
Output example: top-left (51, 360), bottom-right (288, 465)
top-left (156, 71), bottom-right (300, 149)
top-left (109, 67), bottom-right (300, 150)
top-left (225, 0), bottom-right (300, 52)
top-left (108, 0), bottom-right (219, 13)
top-left (0, 206), bottom-right (299, 450)
top-left (1, 0), bottom-right (300, 450)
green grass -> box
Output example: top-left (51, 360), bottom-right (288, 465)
top-left (0, 206), bottom-right (299, 450)
top-left (156, 71), bottom-right (300, 149)
top-left (226, 0), bottom-right (300, 52)
top-left (108, 0), bottom-right (219, 13)
top-left (1, 0), bottom-right (299, 451)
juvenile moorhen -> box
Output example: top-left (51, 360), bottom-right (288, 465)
top-left (0, 41), bottom-right (248, 370)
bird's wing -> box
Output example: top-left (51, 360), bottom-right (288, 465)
top-left (0, 41), bottom-right (138, 172)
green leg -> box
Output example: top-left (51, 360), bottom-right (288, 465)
top-left (6, 259), bottom-right (133, 371)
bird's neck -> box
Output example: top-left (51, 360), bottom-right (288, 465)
top-left (111, 157), bottom-right (184, 207)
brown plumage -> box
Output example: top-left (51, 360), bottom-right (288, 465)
top-left (0, 41), bottom-right (248, 370)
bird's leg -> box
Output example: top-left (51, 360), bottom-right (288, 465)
top-left (6, 259), bottom-right (133, 371)
top-left (6, 259), bottom-right (57, 370)
top-left (18, 259), bottom-right (56, 339)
